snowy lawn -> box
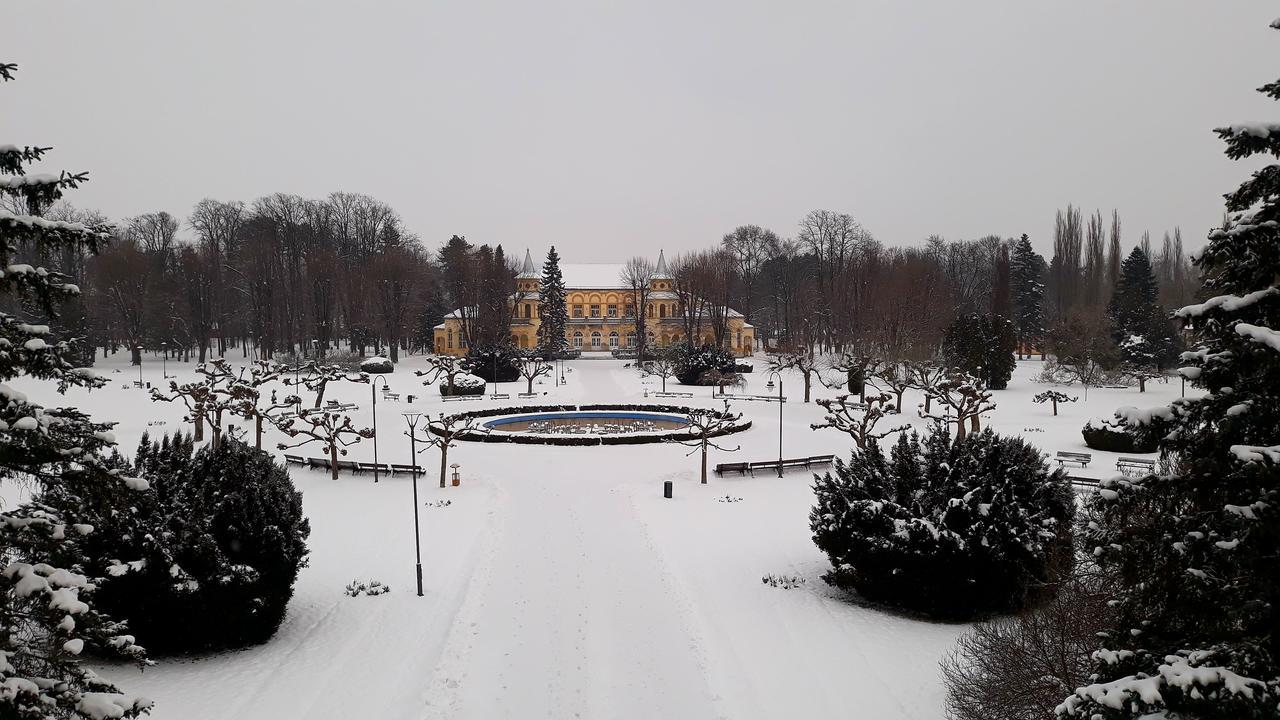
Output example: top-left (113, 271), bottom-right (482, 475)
top-left (1, 352), bottom-right (1191, 719)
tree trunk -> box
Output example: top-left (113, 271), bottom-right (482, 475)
top-left (1139, 377), bottom-right (1147, 392)
top-left (700, 442), bottom-right (708, 484)
top-left (954, 419), bottom-right (967, 440)
top-left (803, 372), bottom-right (811, 403)
top-left (527, 375), bottom-right (534, 394)
top-left (439, 444), bottom-right (449, 489)
top-left (894, 391), bottom-right (903, 413)
top-left (255, 414), bottom-right (263, 450)
top-left (970, 414), bottom-right (980, 433)
top-left (131, 345), bottom-right (142, 366)
top-left (1052, 400), bottom-right (1058, 416)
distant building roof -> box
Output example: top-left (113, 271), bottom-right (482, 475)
top-left (517, 249), bottom-right (538, 278)
top-left (560, 263), bottom-right (628, 289)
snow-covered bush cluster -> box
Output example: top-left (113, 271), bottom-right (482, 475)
top-left (60, 433), bottom-right (311, 654)
top-left (359, 355), bottom-right (394, 374)
top-left (439, 372), bottom-right (485, 397)
top-left (1081, 416), bottom-right (1160, 453)
top-left (810, 429), bottom-right (1073, 618)
top-left (672, 343), bottom-right (736, 385)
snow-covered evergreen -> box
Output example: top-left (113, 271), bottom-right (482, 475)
top-left (1060, 23), bottom-right (1280, 718)
top-left (0, 61), bottom-right (152, 719)
top-left (538, 246), bottom-right (568, 358)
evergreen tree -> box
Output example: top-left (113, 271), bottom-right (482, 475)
top-left (539, 246), bottom-right (568, 358)
top-left (0, 62), bottom-right (151, 718)
top-left (1010, 234), bottom-right (1047, 358)
top-left (1107, 247), bottom-right (1177, 369)
top-left (990, 243), bottom-right (1012, 319)
top-left (1060, 22), bottom-right (1280, 718)
top-left (942, 313), bottom-right (1017, 389)
top-left (811, 429), bottom-right (1073, 618)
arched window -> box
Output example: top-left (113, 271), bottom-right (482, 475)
top-left (608, 332), bottom-right (619, 348)
top-left (573, 331), bottom-right (583, 348)
top-left (524, 304), bottom-right (531, 319)
top-left (647, 304), bottom-right (654, 318)
top-left (626, 332), bottom-right (636, 347)
top-left (591, 331), bottom-right (602, 348)
top-left (659, 304), bottom-right (667, 319)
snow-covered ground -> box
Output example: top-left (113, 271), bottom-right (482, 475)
top-left (1, 351), bottom-right (1191, 719)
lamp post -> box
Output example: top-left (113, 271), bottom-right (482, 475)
top-left (766, 371), bottom-right (783, 478)
top-left (492, 354), bottom-right (499, 398)
top-left (371, 375), bottom-right (389, 483)
top-left (160, 341), bottom-right (167, 379)
top-left (403, 412), bottom-right (425, 597)
top-left (136, 345), bottom-right (143, 387)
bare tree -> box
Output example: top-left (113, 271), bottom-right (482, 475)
top-left (870, 362), bottom-right (913, 414)
top-left (620, 256), bottom-right (655, 360)
top-left (285, 361), bottom-right (369, 408)
top-left (416, 354), bottom-right (469, 395)
top-left (824, 351), bottom-right (884, 402)
top-left (516, 351), bottom-right (552, 394)
top-left (811, 393), bottom-right (910, 449)
top-left (668, 402), bottom-right (743, 484)
top-left (907, 360), bottom-right (948, 414)
top-left (768, 348), bottom-right (822, 402)
top-left (641, 347), bottom-right (680, 393)
top-left (274, 410), bottom-right (373, 480)
top-left (150, 359), bottom-right (245, 447)
top-left (423, 413), bottom-right (489, 488)
top-left (919, 372), bottom-right (996, 439)
top-left (1032, 390), bottom-right (1077, 416)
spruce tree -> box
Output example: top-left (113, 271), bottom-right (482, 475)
top-left (942, 313), bottom-right (1017, 390)
top-left (1060, 22), bottom-right (1280, 718)
top-left (539, 246), bottom-right (568, 358)
top-left (1010, 234), bottom-right (1047, 358)
top-left (1107, 247), bottom-right (1177, 369)
top-left (0, 62), bottom-right (151, 718)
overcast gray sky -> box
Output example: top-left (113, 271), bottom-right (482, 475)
top-left (5, 2), bottom-right (1277, 261)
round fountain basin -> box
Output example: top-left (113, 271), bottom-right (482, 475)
top-left (483, 411), bottom-right (689, 436)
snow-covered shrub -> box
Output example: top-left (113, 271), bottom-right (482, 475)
top-left (673, 343), bottom-right (736, 385)
top-left (1080, 417), bottom-right (1157, 453)
top-left (359, 355), bottom-right (394, 374)
top-left (439, 372), bottom-right (485, 397)
top-left (345, 579), bottom-right (390, 597)
top-left (463, 344), bottom-right (520, 382)
top-left (810, 429), bottom-right (1074, 619)
top-left (77, 434), bottom-right (311, 654)
top-left (941, 561), bottom-right (1112, 720)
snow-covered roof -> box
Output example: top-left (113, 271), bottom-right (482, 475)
top-left (560, 263), bottom-right (628, 289)
top-left (653, 249), bottom-right (671, 279)
top-left (517, 249), bottom-right (538, 279)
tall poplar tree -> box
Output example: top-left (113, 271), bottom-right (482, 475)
top-left (1060, 20), bottom-right (1280, 718)
top-left (539, 246), bottom-right (568, 357)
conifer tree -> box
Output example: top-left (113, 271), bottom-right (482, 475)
top-left (539, 246), bottom-right (568, 358)
top-left (1107, 247), bottom-right (1177, 370)
top-left (1010, 234), bottom-right (1047, 358)
top-left (0, 62), bottom-right (151, 718)
top-left (1060, 22), bottom-right (1280, 718)
top-left (941, 313), bottom-right (1017, 390)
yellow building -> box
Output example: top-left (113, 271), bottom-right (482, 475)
top-left (433, 250), bottom-right (754, 356)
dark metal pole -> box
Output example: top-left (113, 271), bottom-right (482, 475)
top-left (777, 375), bottom-right (784, 478)
top-left (372, 381), bottom-right (380, 483)
top-left (404, 413), bottom-right (424, 597)
top-left (137, 346), bottom-right (143, 386)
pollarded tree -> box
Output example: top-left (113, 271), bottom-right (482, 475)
top-left (919, 372), bottom-right (996, 439)
top-left (906, 359), bottom-right (948, 413)
top-left (422, 413), bottom-right (490, 488)
top-left (516, 351), bottom-right (552, 394)
top-left (826, 350), bottom-right (884, 401)
top-left (0, 61), bottom-right (151, 719)
top-left (641, 347), bottom-right (679, 392)
top-left (1033, 390), bottom-right (1077, 416)
top-left (416, 353), bottom-right (468, 395)
top-left (668, 402), bottom-right (743, 484)
top-left (1060, 25), bottom-right (1280, 719)
top-left (284, 361), bottom-right (369, 409)
top-left (767, 347), bottom-right (822, 402)
top-left (540, 246), bottom-right (569, 358)
top-left (150, 359), bottom-right (249, 448)
top-left (812, 392), bottom-right (910, 450)
top-left (870, 361), bottom-right (913, 414)
top-left (273, 408), bottom-right (374, 481)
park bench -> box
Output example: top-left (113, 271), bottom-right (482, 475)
top-left (381, 391), bottom-right (400, 401)
top-left (517, 392), bottom-right (541, 398)
top-left (390, 463), bottom-right (424, 475)
top-left (650, 391), bottom-right (694, 398)
top-left (442, 395), bottom-right (482, 402)
top-left (335, 460), bottom-right (360, 474)
top-left (743, 455), bottom-right (836, 476)
top-left (1116, 456), bottom-right (1156, 476)
top-left (1055, 451), bottom-right (1092, 468)
top-left (713, 392), bottom-right (786, 403)
top-left (488, 393), bottom-right (510, 400)
top-left (357, 462), bottom-right (392, 475)
top-left (807, 454), bottom-right (835, 468)
top-left (714, 462), bottom-right (750, 476)
top-left (283, 454), bottom-right (305, 466)
top-left (306, 457), bottom-right (331, 471)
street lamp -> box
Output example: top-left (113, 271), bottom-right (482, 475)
top-left (371, 375), bottom-right (389, 483)
top-left (160, 341), bottom-right (168, 379)
top-left (402, 412), bottom-right (425, 597)
top-left (766, 371), bottom-right (784, 478)
top-left (136, 345), bottom-right (143, 387)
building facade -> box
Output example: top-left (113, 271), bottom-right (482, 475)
top-left (433, 250), bottom-right (754, 356)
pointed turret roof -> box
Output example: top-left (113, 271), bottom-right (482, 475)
top-left (518, 248), bottom-right (538, 278)
top-left (653, 249), bottom-right (672, 278)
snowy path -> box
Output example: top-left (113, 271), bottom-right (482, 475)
top-left (422, 363), bottom-right (721, 719)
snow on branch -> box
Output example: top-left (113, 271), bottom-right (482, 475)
top-left (1234, 323), bottom-right (1280, 352)
top-left (1228, 444), bottom-right (1280, 464)
top-left (1177, 287), bottom-right (1277, 318)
